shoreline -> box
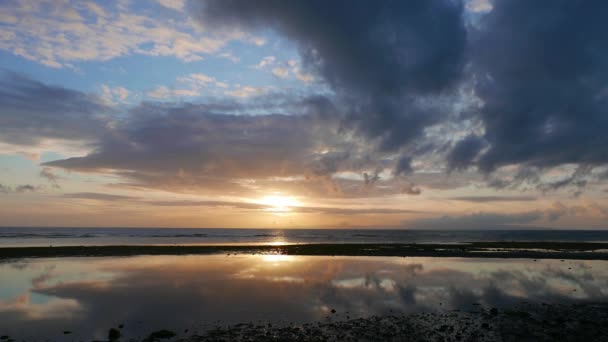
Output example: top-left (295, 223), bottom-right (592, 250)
top-left (2, 242), bottom-right (608, 260)
top-left (176, 302), bottom-right (608, 342)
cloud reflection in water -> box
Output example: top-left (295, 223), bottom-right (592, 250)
top-left (0, 255), bottom-right (607, 341)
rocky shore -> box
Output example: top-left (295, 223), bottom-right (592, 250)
top-left (1, 242), bottom-right (608, 260)
top-left (172, 303), bottom-right (608, 342)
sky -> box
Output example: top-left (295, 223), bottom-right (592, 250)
top-left (0, 0), bottom-right (607, 229)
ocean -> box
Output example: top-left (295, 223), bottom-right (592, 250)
top-left (1, 227), bottom-right (608, 247)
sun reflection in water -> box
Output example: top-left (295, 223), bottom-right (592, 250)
top-left (267, 240), bottom-right (287, 246)
top-left (261, 254), bottom-right (293, 263)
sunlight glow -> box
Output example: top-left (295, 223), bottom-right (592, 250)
top-left (258, 195), bottom-right (300, 212)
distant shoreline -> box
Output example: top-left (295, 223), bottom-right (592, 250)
top-left (2, 242), bottom-right (608, 260)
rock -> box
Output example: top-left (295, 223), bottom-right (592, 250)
top-left (108, 328), bottom-right (121, 341)
top-left (147, 329), bottom-right (176, 339)
top-left (63, 331), bottom-right (71, 334)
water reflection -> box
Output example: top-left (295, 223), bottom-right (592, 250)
top-left (0, 255), bottom-right (607, 341)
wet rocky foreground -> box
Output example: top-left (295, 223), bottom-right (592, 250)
top-left (1, 303), bottom-right (607, 341)
top-left (176, 303), bottom-right (607, 341)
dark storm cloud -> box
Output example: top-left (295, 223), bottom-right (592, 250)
top-left (197, 0), bottom-right (467, 152)
top-left (446, 135), bottom-right (485, 172)
top-left (0, 72), bottom-right (109, 145)
top-left (10, 0), bottom-right (608, 199)
top-left (466, 0), bottom-right (608, 173)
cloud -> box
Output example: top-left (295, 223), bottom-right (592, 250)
top-left (0, 72), bottom-right (109, 146)
top-left (197, 0), bottom-right (468, 153)
top-left (394, 156), bottom-right (413, 176)
top-left (147, 199), bottom-right (265, 210)
top-left (225, 85), bottom-right (269, 98)
top-left (255, 56), bottom-right (276, 69)
top-left (38, 96), bottom-right (427, 197)
top-left (157, 0), bottom-right (185, 12)
top-left (409, 200), bottom-right (579, 229)
top-left (60, 194), bottom-right (420, 216)
top-left (62, 192), bottom-right (138, 201)
top-left (43, 100), bottom-right (338, 194)
top-left (101, 85), bottom-right (130, 105)
top-left (401, 183), bottom-right (422, 195)
top-left (293, 206), bottom-right (421, 215)
top-left (0, 0), bottom-right (248, 67)
top-left (147, 85), bottom-right (200, 99)
top-left (466, 0), bottom-right (608, 173)
top-left (40, 167), bottom-right (61, 189)
top-left (410, 211), bottom-right (544, 230)
top-left (271, 67), bottom-right (289, 79)
top-left (0, 184), bottom-right (11, 193)
top-left (466, 0), bottom-right (493, 13)
top-left (446, 135), bottom-right (485, 172)
top-left (448, 196), bottom-right (537, 202)
top-left (0, 184), bottom-right (41, 193)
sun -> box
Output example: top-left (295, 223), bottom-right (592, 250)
top-left (259, 195), bottom-right (300, 212)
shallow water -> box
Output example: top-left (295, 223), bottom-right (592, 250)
top-left (1, 255), bottom-right (607, 341)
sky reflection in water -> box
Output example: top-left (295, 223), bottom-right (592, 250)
top-left (1, 255), bottom-right (607, 341)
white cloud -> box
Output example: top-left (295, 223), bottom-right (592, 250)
top-left (255, 56), bottom-right (276, 69)
top-left (293, 68), bottom-right (314, 83)
top-left (219, 51), bottom-right (240, 63)
top-left (147, 86), bottom-right (172, 99)
top-left (225, 85), bottom-right (269, 98)
top-left (179, 73), bottom-right (215, 85)
top-left (148, 73), bottom-right (234, 100)
top-left (286, 60), bottom-right (314, 83)
top-left (0, 0), bottom-right (247, 67)
top-left (249, 37), bottom-right (266, 46)
top-left (147, 83), bottom-right (201, 99)
top-left (156, 0), bottom-right (185, 12)
top-left (86, 3), bottom-right (107, 17)
top-left (101, 84), bottom-right (130, 105)
top-left (272, 67), bottom-right (289, 79)
top-left (466, 0), bottom-right (493, 13)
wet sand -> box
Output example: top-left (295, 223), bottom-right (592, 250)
top-left (1, 241), bottom-right (608, 260)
